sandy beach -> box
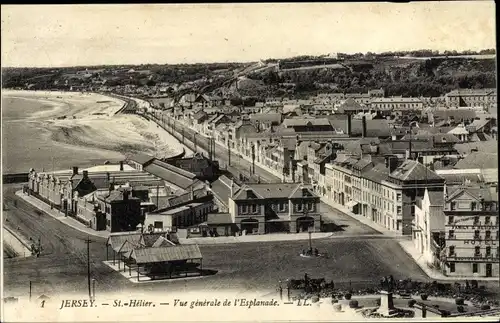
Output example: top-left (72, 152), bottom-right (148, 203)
top-left (2, 90), bottom-right (187, 173)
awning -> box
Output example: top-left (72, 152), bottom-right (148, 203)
top-left (345, 200), bottom-right (359, 209)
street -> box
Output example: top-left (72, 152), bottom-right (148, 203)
top-left (152, 112), bottom-right (380, 235)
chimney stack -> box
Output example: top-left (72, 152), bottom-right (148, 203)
top-left (72, 167), bottom-right (79, 175)
top-left (389, 156), bottom-right (399, 173)
top-left (362, 115), bottom-right (367, 138)
top-left (190, 186), bottom-right (194, 201)
top-left (119, 161), bottom-right (124, 171)
top-left (347, 114), bottom-right (352, 137)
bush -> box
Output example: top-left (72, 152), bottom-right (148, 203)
top-left (455, 297), bottom-right (465, 305)
top-left (408, 299), bottom-right (417, 308)
top-left (457, 305), bottom-right (465, 313)
top-left (311, 296), bottom-right (319, 303)
top-left (481, 304), bottom-right (491, 310)
top-left (344, 293), bottom-right (352, 300)
top-left (349, 300), bottom-right (359, 308)
top-left (420, 294), bottom-right (428, 301)
top-left (333, 304), bottom-right (342, 312)
top-left (331, 299), bottom-right (338, 304)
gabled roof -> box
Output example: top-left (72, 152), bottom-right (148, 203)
top-left (454, 152), bottom-right (498, 170)
top-left (128, 244), bottom-right (202, 264)
top-left (106, 232), bottom-right (143, 251)
top-left (337, 98), bottom-right (363, 113)
top-left (282, 118), bottom-right (332, 127)
top-left (390, 160), bottom-right (443, 182)
top-left (151, 236), bottom-right (176, 248)
top-left (231, 183), bottom-right (317, 200)
top-left (144, 160), bottom-right (196, 190)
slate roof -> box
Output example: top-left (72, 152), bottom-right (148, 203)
top-left (249, 113), bottom-right (283, 124)
top-left (207, 212), bottom-right (233, 224)
top-left (454, 141), bottom-right (498, 155)
top-left (151, 236), bottom-right (176, 248)
top-left (129, 244), bottom-right (202, 264)
top-left (361, 163), bottom-right (389, 182)
top-left (231, 183), bottom-right (316, 200)
top-left (389, 160), bottom-right (443, 182)
top-left (282, 118), bottom-right (332, 127)
top-left (106, 232), bottom-right (143, 252)
top-left (144, 160), bottom-right (196, 190)
top-left (210, 175), bottom-right (240, 206)
top-left (337, 98), bottom-right (363, 113)
top-left (454, 152), bottom-right (498, 170)
top-left (427, 190), bottom-right (445, 206)
top-left (326, 115), bottom-right (392, 137)
top-left (432, 109), bottom-right (477, 121)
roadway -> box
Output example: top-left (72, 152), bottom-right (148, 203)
top-left (150, 112), bottom-right (380, 235)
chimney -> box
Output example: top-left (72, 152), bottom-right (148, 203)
top-left (347, 113), bottom-right (352, 137)
top-left (389, 156), bottom-right (399, 173)
top-left (190, 186), bottom-right (194, 201)
top-left (119, 161), bottom-right (124, 171)
top-left (72, 167), bottom-right (79, 175)
top-left (82, 170), bottom-right (89, 178)
top-left (106, 172), bottom-right (110, 182)
top-left (362, 115), bottom-right (367, 138)
top-left (230, 178), bottom-right (234, 197)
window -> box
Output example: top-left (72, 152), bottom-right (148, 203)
top-left (279, 202), bottom-right (286, 212)
top-left (471, 202), bottom-right (477, 210)
top-left (474, 246), bottom-right (481, 257)
top-left (450, 202), bottom-right (456, 210)
top-left (397, 206), bottom-right (402, 215)
top-left (448, 230), bottom-right (455, 239)
top-left (485, 230), bottom-right (491, 240)
top-left (472, 263), bottom-right (478, 273)
top-left (474, 230), bottom-right (480, 239)
top-left (449, 246), bottom-right (455, 256)
top-left (397, 193), bottom-right (402, 202)
top-left (308, 203), bottom-right (314, 211)
top-left (251, 204), bottom-right (257, 213)
top-left (450, 263), bottom-right (455, 273)
top-left (474, 216), bottom-right (480, 225)
top-left (297, 203), bottom-right (303, 212)
top-left (486, 246), bottom-right (491, 257)
top-left (242, 205), bottom-right (248, 214)
top-left (448, 216), bottom-right (454, 225)
top-left (154, 221), bottom-right (163, 229)
top-left (485, 216), bottom-right (491, 225)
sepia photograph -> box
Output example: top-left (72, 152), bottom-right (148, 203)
top-left (1, 2), bottom-right (498, 322)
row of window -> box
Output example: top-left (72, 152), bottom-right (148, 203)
top-left (448, 246), bottom-right (499, 258)
top-left (449, 202), bottom-right (498, 211)
top-left (448, 230), bottom-right (499, 240)
top-left (448, 262), bottom-right (494, 273)
top-left (448, 215), bottom-right (498, 225)
top-left (239, 203), bottom-right (315, 215)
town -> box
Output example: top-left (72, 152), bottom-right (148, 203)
top-left (1, 4), bottom-right (499, 319)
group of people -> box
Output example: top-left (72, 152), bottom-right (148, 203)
top-left (301, 248), bottom-right (320, 257)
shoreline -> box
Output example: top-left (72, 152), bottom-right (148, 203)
top-left (2, 90), bottom-right (188, 172)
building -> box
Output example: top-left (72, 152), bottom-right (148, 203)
top-left (209, 177), bottom-right (321, 234)
top-left (325, 155), bottom-right (445, 235)
top-left (445, 88), bottom-right (497, 108)
top-left (370, 97), bottom-right (424, 112)
top-left (441, 184), bottom-right (499, 277)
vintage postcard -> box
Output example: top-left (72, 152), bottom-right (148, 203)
top-left (1, 2), bottom-right (498, 322)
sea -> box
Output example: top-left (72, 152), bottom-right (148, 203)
top-left (1, 94), bottom-right (125, 174)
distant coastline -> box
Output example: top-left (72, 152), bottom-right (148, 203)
top-left (2, 90), bottom-right (185, 173)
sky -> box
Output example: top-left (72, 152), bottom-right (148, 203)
top-left (1, 2), bottom-right (496, 67)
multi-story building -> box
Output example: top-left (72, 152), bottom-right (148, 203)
top-left (325, 155), bottom-right (445, 235)
top-left (445, 88), bottom-right (497, 108)
top-left (228, 182), bottom-right (321, 234)
top-left (441, 184), bottom-right (499, 277)
top-left (370, 97), bottom-right (424, 111)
